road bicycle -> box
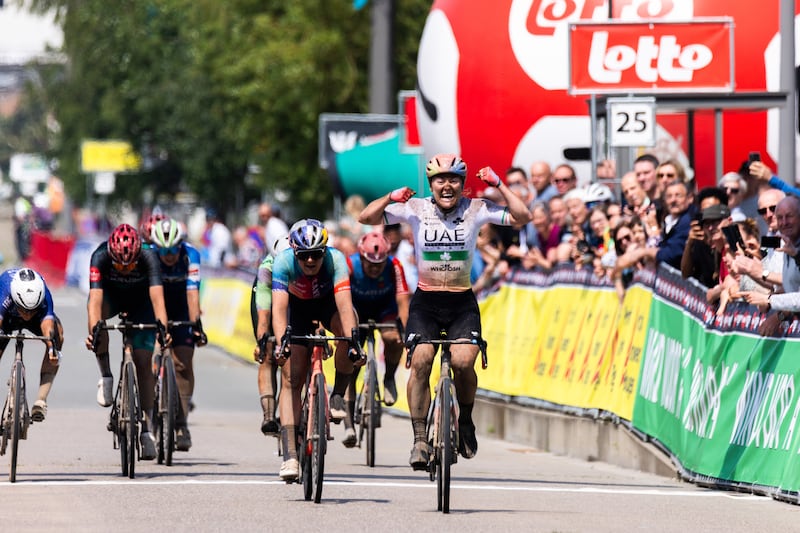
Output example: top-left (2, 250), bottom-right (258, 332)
top-left (405, 330), bottom-right (487, 514)
top-left (355, 318), bottom-right (403, 467)
top-left (92, 315), bottom-right (167, 479)
top-left (277, 324), bottom-right (360, 503)
top-left (0, 331), bottom-right (52, 482)
top-left (152, 319), bottom-right (197, 466)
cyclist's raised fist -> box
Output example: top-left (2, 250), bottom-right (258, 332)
top-left (389, 187), bottom-right (415, 203)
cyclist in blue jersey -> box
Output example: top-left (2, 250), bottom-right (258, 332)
top-left (359, 154), bottom-right (531, 469)
top-left (0, 268), bottom-right (63, 422)
top-left (85, 223), bottom-right (171, 460)
top-left (250, 234), bottom-right (291, 436)
top-left (150, 218), bottom-right (207, 452)
top-left (271, 219), bottom-right (362, 481)
top-left (348, 231), bottom-right (410, 396)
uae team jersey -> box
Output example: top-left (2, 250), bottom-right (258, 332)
top-left (384, 197), bottom-right (510, 292)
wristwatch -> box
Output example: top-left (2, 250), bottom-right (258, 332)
top-left (762, 270), bottom-right (771, 281)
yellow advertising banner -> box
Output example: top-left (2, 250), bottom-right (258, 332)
top-left (479, 281), bottom-right (651, 421)
top-left (81, 140), bottom-right (142, 173)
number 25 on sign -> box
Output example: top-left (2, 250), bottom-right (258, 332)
top-left (607, 97), bottom-right (656, 148)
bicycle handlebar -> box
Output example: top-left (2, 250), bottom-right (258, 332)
top-left (256, 333), bottom-right (276, 364)
top-left (90, 318), bottom-right (170, 351)
top-left (404, 331), bottom-right (488, 370)
top-left (276, 325), bottom-right (361, 362)
top-left (0, 332), bottom-right (52, 343)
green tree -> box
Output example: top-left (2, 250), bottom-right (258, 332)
top-left (23, 0), bottom-right (430, 218)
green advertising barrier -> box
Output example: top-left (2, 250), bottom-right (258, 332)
top-left (633, 266), bottom-right (800, 493)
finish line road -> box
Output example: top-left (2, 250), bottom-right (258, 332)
top-left (0, 287), bottom-right (793, 532)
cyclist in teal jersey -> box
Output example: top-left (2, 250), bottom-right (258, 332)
top-left (271, 219), bottom-right (362, 481)
top-left (359, 154), bottom-right (531, 469)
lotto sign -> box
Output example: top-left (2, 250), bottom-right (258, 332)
top-left (568, 19), bottom-right (734, 94)
top-left (607, 97), bottom-right (656, 147)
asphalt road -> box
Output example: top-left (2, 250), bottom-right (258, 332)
top-left (0, 286), bottom-right (795, 532)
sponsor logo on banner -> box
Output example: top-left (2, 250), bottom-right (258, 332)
top-left (569, 20), bottom-right (733, 93)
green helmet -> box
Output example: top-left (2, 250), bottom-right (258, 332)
top-left (151, 217), bottom-right (184, 249)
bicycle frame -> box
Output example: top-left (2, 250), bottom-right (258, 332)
top-left (278, 324), bottom-right (358, 503)
top-left (405, 330), bottom-right (487, 514)
top-left (92, 316), bottom-right (167, 478)
top-left (0, 331), bottom-right (50, 483)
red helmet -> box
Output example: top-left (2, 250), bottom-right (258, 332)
top-left (357, 231), bottom-right (390, 264)
top-left (108, 223), bottom-right (142, 265)
top-left (140, 213), bottom-right (166, 244)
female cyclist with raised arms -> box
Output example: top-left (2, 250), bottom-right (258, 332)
top-left (358, 154), bottom-right (531, 469)
top-left (270, 219), bottom-right (361, 481)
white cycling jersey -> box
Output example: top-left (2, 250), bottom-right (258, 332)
top-left (384, 197), bottom-right (510, 292)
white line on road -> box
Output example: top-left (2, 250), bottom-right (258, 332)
top-left (0, 479), bottom-right (768, 499)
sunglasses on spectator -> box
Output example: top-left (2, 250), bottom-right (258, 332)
top-left (618, 234), bottom-right (631, 242)
top-left (657, 172), bottom-right (676, 178)
top-left (757, 205), bottom-right (777, 216)
top-left (725, 187), bottom-right (740, 194)
top-left (296, 249), bottom-right (325, 261)
top-left (112, 261), bottom-right (137, 272)
top-left (158, 245), bottom-right (180, 256)
top-left (553, 177), bottom-right (575, 184)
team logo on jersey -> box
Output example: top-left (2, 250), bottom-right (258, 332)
top-left (90, 267), bottom-right (101, 283)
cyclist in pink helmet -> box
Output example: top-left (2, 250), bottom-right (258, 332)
top-left (359, 153), bottom-right (531, 470)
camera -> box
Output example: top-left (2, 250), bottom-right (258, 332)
top-left (748, 151), bottom-right (761, 164)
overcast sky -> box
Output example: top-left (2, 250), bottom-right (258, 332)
top-left (0, 4), bottom-right (62, 63)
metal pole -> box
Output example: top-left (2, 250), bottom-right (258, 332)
top-left (590, 94), bottom-right (598, 183)
top-left (369, 0), bottom-right (394, 113)
top-left (779, 0), bottom-right (796, 183)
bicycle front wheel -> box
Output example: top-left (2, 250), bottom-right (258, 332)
top-left (311, 372), bottom-right (327, 504)
top-left (159, 353), bottom-right (178, 466)
top-left (438, 376), bottom-right (453, 514)
top-left (123, 360), bottom-right (138, 479)
top-left (9, 361), bottom-right (23, 483)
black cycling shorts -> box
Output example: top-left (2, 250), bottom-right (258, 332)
top-left (405, 289), bottom-right (481, 342)
top-left (288, 293), bottom-right (339, 343)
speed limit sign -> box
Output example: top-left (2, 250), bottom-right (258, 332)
top-left (607, 97), bottom-right (656, 147)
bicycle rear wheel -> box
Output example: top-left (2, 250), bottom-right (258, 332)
top-left (311, 372), bottom-right (326, 503)
top-left (123, 361), bottom-right (138, 479)
top-left (437, 376), bottom-right (453, 513)
top-left (300, 392), bottom-right (312, 498)
top-left (9, 361), bottom-right (23, 483)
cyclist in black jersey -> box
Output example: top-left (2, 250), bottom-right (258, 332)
top-left (84, 223), bottom-right (171, 460)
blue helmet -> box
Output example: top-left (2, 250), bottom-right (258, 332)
top-left (289, 219), bottom-right (328, 251)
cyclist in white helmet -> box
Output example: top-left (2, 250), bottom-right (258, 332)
top-left (359, 153), bottom-right (531, 470)
top-left (0, 268), bottom-right (63, 422)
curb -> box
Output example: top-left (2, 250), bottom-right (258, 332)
top-left (474, 397), bottom-right (677, 479)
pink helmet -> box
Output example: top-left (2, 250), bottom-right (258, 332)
top-left (425, 153), bottom-right (467, 180)
top-left (358, 231), bottom-right (390, 264)
top-left (108, 223), bottom-right (142, 265)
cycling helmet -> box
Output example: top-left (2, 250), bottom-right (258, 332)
top-left (271, 235), bottom-right (291, 258)
top-left (358, 231), bottom-right (390, 264)
top-left (151, 218), bottom-right (184, 249)
top-left (584, 183), bottom-right (614, 205)
top-left (10, 268), bottom-right (44, 311)
top-left (425, 153), bottom-right (467, 180)
top-left (289, 219), bottom-right (328, 250)
top-left (108, 223), bottom-right (142, 265)
top-left (140, 213), bottom-right (165, 243)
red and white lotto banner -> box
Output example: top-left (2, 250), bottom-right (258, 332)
top-left (569, 19), bottom-right (733, 94)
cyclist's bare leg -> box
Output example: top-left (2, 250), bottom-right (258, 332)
top-left (329, 312), bottom-right (356, 422)
top-left (381, 329), bottom-right (403, 405)
top-left (93, 328), bottom-right (112, 377)
top-left (37, 354), bottom-right (59, 402)
top-left (133, 348), bottom-right (156, 431)
top-left (407, 344), bottom-right (435, 468)
top-left (278, 345), bottom-right (309, 460)
top-left (450, 343), bottom-right (480, 458)
top-left (258, 355), bottom-right (277, 418)
top-left (172, 345), bottom-right (195, 424)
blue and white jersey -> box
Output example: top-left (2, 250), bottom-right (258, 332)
top-left (0, 268), bottom-right (55, 324)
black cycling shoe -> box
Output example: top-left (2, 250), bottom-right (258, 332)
top-left (261, 414), bottom-right (280, 436)
top-left (409, 441), bottom-right (431, 471)
top-left (458, 420), bottom-right (478, 459)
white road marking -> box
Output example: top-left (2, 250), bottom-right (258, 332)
top-left (0, 478), bottom-right (768, 499)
